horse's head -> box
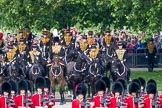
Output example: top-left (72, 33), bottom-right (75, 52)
top-left (89, 59), bottom-right (102, 77)
top-left (53, 55), bottom-right (60, 67)
top-left (31, 64), bottom-right (41, 75)
top-left (111, 54), bottom-right (121, 68)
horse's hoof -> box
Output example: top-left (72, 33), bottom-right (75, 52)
top-left (63, 101), bottom-right (66, 104)
top-left (68, 95), bottom-right (72, 97)
top-left (60, 102), bottom-right (64, 105)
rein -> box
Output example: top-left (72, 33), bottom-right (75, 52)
top-left (116, 62), bottom-right (126, 77)
top-left (51, 64), bottom-right (62, 78)
top-left (73, 62), bottom-right (86, 72)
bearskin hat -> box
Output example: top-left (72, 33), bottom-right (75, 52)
top-left (76, 83), bottom-right (87, 97)
top-left (95, 79), bottom-right (106, 93)
top-left (53, 37), bottom-right (59, 43)
top-left (18, 80), bottom-right (28, 93)
top-left (44, 78), bottom-right (51, 90)
top-left (146, 83), bottom-right (156, 94)
top-left (138, 77), bottom-right (146, 89)
top-left (35, 76), bottom-right (45, 89)
top-left (129, 82), bottom-right (140, 94)
top-left (2, 82), bottom-right (11, 94)
top-left (26, 80), bottom-right (33, 93)
top-left (112, 81), bottom-right (123, 95)
top-left (117, 78), bottom-right (127, 91)
top-left (8, 80), bottom-right (17, 93)
top-left (101, 77), bottom-right (111, 89)
top-left (147, 79), bottom-right (157, 88)
top-left (132, 79), bottom-right (141, 88)
top-left (0, 32), bottom-right (3, 38)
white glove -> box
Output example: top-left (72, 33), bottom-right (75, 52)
top-left (12, 62), bottom-right (15, 65)
top-left (7, 62), bottom-right (10, 65)
top-left (121, 60), bottom-right (124, 63)
top-left (145, 56), bottom-right (148, 58)
top-left (155, 56), bottom-right (157, 58)
top-left (28, 64), bottom-right (32, 67)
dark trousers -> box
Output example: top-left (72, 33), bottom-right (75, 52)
top-left (148, 54), bottom-right (155, 69)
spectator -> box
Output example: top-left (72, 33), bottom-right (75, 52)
top-left (136, 39), bottom-right (145, 49)
top-left (126, 39), bottom-right (136, 53)
top-left (154, 36), bottom-right (161, 50)
top-left (160, 38), bottom-right (162, 49)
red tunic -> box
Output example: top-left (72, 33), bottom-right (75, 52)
top-left (0, 96), bottom-right (15, 108)
top-left (15, 95), bottom-right (32, 108)
top-left (0, 97), bottom-right (8, 108)
top-left (44, 92), bottom-right (55, 108)
top-left (159, 95), bottom-right (162, 108)
top-left (31, 93), bottom-right (44, 108)
top-left (92, 95), bottom-right (104, 108)
top-left (143, 98), bottom-right (155, 108)
top-left (126, 96), bottom-right (138, 108)
top-left (109, 97), bottom-right (127, 108)
top-left (72, 99), bottom-right (90, 108)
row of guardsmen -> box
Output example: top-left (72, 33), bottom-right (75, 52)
top-left (72, 77), bottom-right (162, 108)
top-left (0, 77), bottom-right (55, 108)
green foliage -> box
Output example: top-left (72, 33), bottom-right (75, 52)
top-left (0, 0), bottom-right (161, 34)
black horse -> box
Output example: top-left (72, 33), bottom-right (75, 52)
top-left (64, 42), bottom-right (79, 64)
top-left (110, 54), bottom-right (131, 82)
top-left (66, 52), bottom-right (90, 99)
top-left (29, 56), bottom-right (44, 84)
top-left (102, 44), bottom-right (117, 76)
top-left (86, 59), bottom-right (105, 97)
top-left (16, 53), bottom-right (27, 79)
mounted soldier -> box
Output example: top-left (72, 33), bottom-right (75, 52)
top-left (0, 32), bottom-right (5, 54)
top-left (45, 25), bottom-right (53, 39)
top-left (49, 36), bottom-right (66, 77)
top-left (40, 30), bottom-right (51, 59)
top-left (17, 29), bottom-right (26, 45)
top-left (102, 28), bottom-right (116, 47)
top-left (87, 31), bottom-right (95, 47)
top-left (4, 45), bottom-right (17, 69)
top-left (78, 35), bottom-right (89, 53)
top-left (61, 28), bottom-right (73, 48)
top-left (27, 44), bottom-right (46, 77)
top-left (115, 41), bottom-right (128, 66)
top-left (17, 38), bottom-right (28, 78)
top-left (23, 26), bottom-right (34, 47)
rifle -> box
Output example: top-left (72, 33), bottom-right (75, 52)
top-left (6, 95), bottom-right (15, 108)
top-left (81, 97), bottom-right (90, 108)
top-left (100, 94), bottom-right (110, 107)
top-left (24, 92), bottom-right (33, 108)
top-left (48, 88), bottom-right (55, 104)
top-left (134, 90), bottom-right (144, 106)
top-left (152, 91), bottom-right (160, 108)
top-left (116, 94), bottom-right (127, 108)
top-left (41, 92), bottom-right (48, 107)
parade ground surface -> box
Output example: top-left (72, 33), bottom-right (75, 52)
top-left (54, 68), bottom-right (162, 107)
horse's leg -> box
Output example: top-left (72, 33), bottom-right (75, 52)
top-left (59, 78), bottom-right (66, 105)
top-left (87, 83), bottom-right (91, 98)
